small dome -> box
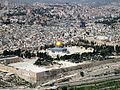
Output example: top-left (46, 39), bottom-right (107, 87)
top-left (55, 41), bottom-right (63, 47)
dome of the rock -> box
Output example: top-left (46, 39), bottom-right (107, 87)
top-left (55, 41), bottom-right (63, 47)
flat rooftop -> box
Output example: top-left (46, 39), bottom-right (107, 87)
top-left (9, 58), bottom-right (90, 73)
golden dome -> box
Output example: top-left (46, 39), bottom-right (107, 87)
top-left (55, 41), bottom-right (63, 47)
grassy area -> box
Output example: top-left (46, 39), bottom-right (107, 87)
top-left (59, 79), bottom-right (120, 90)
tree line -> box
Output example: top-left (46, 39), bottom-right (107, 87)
top-left (1, 44), bottom-right (120, 66)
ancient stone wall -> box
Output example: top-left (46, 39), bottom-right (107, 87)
top-left (0, 64), bottom-right (17, 73)
top-left (36, 58), bottom-right (120, 84)
top-left (0, 58), bottom-right (120, 85)
top-left (16, 68), bottom-right (37, 84)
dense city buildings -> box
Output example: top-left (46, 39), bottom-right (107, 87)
top-left (0, 2), bottom-right (120, 52)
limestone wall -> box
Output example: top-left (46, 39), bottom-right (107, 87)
top-left (0, 64), bottom-right (17, 73)
top-left (0, 58), bottom-right (120, 85)
top-left (0, 56), bottom-right (22, 64)
top-left (16, 68), bottom-right (37, 84)
top-left (0, 63), bottom-right (37, 84)
top-left (36, 58), bottom-right (120, 84)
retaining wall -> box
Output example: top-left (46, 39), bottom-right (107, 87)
top-left (0, 64), bottom-right (17, 73)
top-left (0, 58), bottom-right (120, 85)
top-left (36, 58), bottom-right (120, 84)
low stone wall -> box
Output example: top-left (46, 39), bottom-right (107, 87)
top-left (0, 56), bottom-right (22, 64)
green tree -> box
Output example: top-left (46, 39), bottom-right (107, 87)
top-left (3, 50), bottom-right (9, 56)
top-left (14, 48), bottom-right (21, 57)
top-left (80, 71), bottom-right (84, 77)
top-left (115, 45), bottom-right (120, 54)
